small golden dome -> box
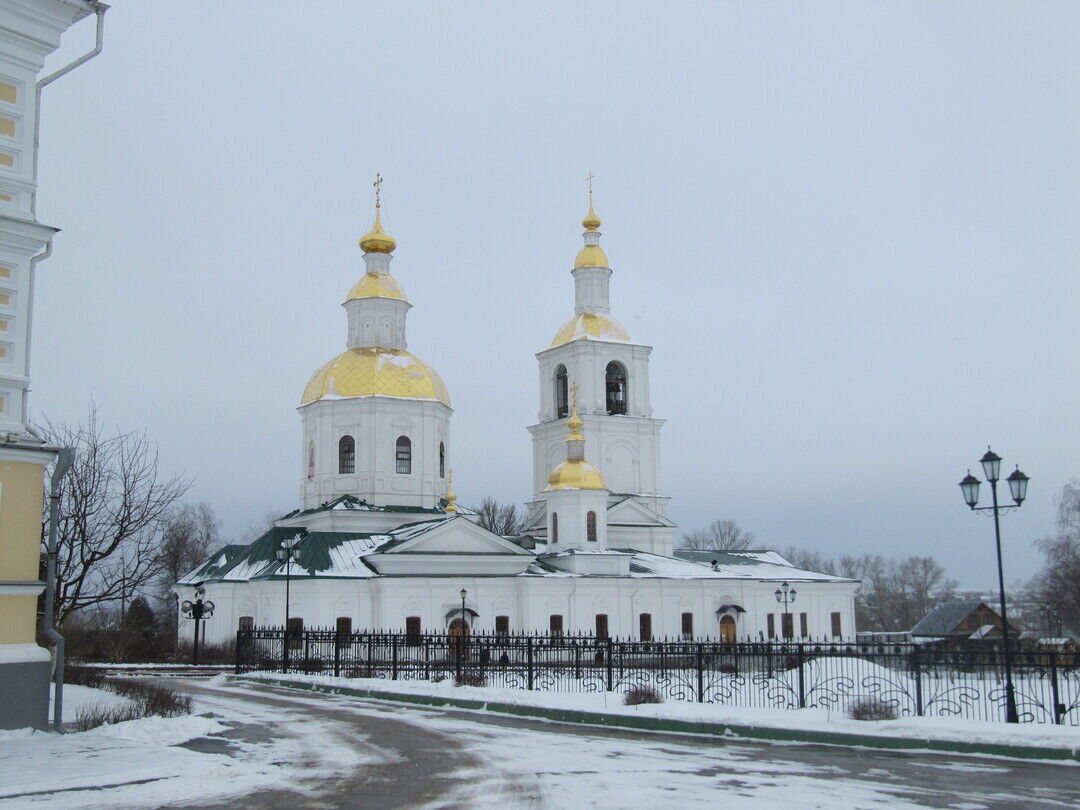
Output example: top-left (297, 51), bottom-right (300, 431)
top-left (346, 272), bottom-right (408, 302)
top-left (445, 470), bottom-right (457, 512)
top-left (301, 347), bottom-right (451, 406)
top-left (582, 192), bottom-right (601, 231)
top-left (574, 244), bottom-right (609, 269)
top-left (551, 312), bottom-right (631, 348)
top-left (359, 207), bottom-right (397, 254)
top-left (567, 396), bottom-right (584, 441)
top-left (544, 459), bottom-right (608, 491)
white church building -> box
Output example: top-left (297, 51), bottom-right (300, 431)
top-left (179, 185), bottom-right (858, 644)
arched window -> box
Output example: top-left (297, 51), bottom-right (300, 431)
top-left (551, 512), bottom-right (559, 543)
top-left (554, 364), bottom-right (569, 418)
top-left (587, 511), bottom-right (597, 542)
top-left (338, 435), bottom-right (355, 474)
top-left (605, 361), bottom-right (627, 415)
top-left (439, 442), bottom-right (445, 478)
top-left (395, 436), bottom-right (412, 474)
top-left (307, 441), bottom-right (315, 480)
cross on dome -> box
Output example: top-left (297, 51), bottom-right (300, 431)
top-left (360, 172), bottom-right (397, 254)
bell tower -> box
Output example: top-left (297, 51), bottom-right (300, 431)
top-left (527, 185), bottom-right (668, 518)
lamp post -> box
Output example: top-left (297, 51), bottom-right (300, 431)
top-left (276, 534), bottom-right (303, 673)
top-left (774, 581), bottom-right (797, 640)
top-left (457, 588), bottom-right (467, 681)
top-left (959, 447), bottom-right (1029, 724)
top-left (180, 586), bottom-right (215, 665)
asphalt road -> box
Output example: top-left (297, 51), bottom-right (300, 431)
top-left (170, 679), bottom-right (1079, 810)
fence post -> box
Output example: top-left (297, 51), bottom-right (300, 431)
top-left (367, 634), bottom-right (374, 677)
top-left (527, 636), bottom-right (534, 690)
top-left (696, 643), bottom-right (704, 703)
top-left (234, 631), bottom-right (242, 675)
top-left (796, 643), bottom-right (806, 709)
top-left (392, 633), bottom-right (399, 680)
top-left (606, 637), bottom-right (614, 692)
top-left (334, 632), bottom-right (341, 678)
top-left (1049, 650), bottom-right (1063, 725)
top-left (282, 628), bottom-right (289, 675)
top-left (912, 645), bottom-right (924, 716)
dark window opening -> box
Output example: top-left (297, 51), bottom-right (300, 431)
top-left (551, 512), bottom-right (558, 543)
top-left (549, 614), bottom-right (564, 636)
top-left (586, 511), bottom-right (597, 542)
top-left (338, 435), bottom-right (355, 474)
top-left (287, 617), bottom-right (303, 649)
top-left (781, 612), bottom-right (794, 640)
top-left (238, 616), bottom-right (254, 631)
top-left (831, 612), bottom-right (842, 638)
top-left (307, 442), bottom-right (315, 480)
top-left (336, 616), bottom-right (352, 648)
top-left (605, 361), bottom-right (628, 415)
top-left (595, 613), bottom-right (609, 639)
top-left (396, 435), bottom-right (412, 474)
top-left (799, 613), bottom-right (808, 638)
top-left (639, 612), bottom-right (652, 641)
top-left (406, 616), bottom-right (421, 645)
top-left (439, 442), bottom-right (445, 478)
top-left (555, 365), bottom-right (568, 419)
top-left (495, 615), bottom-right (510, 635)
top-left (767, 613), bottom-right (776, 639)
top-left (681, 612), bottom-right (693, 640)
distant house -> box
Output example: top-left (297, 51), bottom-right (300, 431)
top-left (909, 600), bottom-right (1017, 644)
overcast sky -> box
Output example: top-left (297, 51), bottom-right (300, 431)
top-left (32, 2), bottom-right (1079, 588)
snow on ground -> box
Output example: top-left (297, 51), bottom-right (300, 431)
top-left (0, 680), bottom-right (383, 809)
top-left (243, 671), bottom-right (1080, 752)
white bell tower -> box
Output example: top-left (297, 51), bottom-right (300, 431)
top-left (527, 187), bottom-right (668, 518)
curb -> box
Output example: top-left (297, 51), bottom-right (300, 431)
top-left (229, 675), bottom-right (1080, 763)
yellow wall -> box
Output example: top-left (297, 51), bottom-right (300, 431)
top-left (0, 459), bottom-right (45, 581)
top-left (0, 594), bottom-right (37, 644)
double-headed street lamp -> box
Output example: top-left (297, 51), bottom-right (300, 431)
top-left (959, 447), bottom-right (1029, 724)
top-left (276, 533), bottom-right (304, 672)
top-left (774, 581), bottom-right (797, 640)
top-left (180, 586), bottom-right (215, 665)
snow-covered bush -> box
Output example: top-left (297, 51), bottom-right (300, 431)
top-left (846, 696), bottom-right (897, 721)
top-left (455, 670), bottom-right (487, 687)
top-left (623, 685), bottom-right (664, 705)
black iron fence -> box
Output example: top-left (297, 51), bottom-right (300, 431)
top-left (236, 628), bottom-right (1080, 726)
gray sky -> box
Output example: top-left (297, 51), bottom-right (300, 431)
top-left (33, 2), bottom-right (1079, 588)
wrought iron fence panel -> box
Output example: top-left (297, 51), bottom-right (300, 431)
top-left (234, 629), bottom-right (1079, 726)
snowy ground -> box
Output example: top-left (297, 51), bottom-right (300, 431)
top-left (1, 676), bottom-right (1076, 809)
top-left (240, 671), bottom-right (1080, 753)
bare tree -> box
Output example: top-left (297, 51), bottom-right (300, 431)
top-left (781, 546), bottom-right (837, 575)
top-left (239, 509), bottom-right (279, 543)
top-left (38, 405), bottom-right (191, 624)
top-left (679, 519), bottom-right (755, 551)
top-left (472, 497), bottom-right (525, 536)
top-left (837, 553), bottom-right (957, 632)
top-left (1026, 480), bottom-right (1080, 635)
top-left (157, 502), bottom-right (219, 589)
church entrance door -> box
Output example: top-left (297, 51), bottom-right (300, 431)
top-left (448, 618), bottom-right (470, 661)
top-left (719, 615), bottom-right (736, 643)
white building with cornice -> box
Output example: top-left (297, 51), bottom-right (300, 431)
top-left (179, 187), bottom-right (858, 648)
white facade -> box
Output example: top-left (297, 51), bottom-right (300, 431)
top-left (177, 192), bottom-right (860, 649)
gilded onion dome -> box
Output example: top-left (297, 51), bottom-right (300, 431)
top-left (551, 311), bottom-right (631, 348)
top-left (358, 205), bottom-right (397, 254)
top-left (301, 347), bottom-right (451, 407)
top-left (346, 271), bottom-right (408, 302)
top-left (544, 393), bottom-right (608, 491)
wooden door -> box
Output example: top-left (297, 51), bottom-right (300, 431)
top-left (719, 615), bottom-right (736, 643)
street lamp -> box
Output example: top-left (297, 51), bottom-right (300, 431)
top-left (774, 581), bottom-right (797, 640)
top-left (180, 586), bottom-right (215, 665)
top-left (276, 533), bottom-right (304, 672)
top-left (457, 588), bottom-right (468, 681)
top-left (958, 447), bottom-right (1029, 724)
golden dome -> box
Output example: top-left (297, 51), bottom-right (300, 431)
top-left (582, 192), bottom-right (601, 231)
top-left (346, 272), bottom-right (408, 302)
top-left (301, 347), bottom-right (450, 406)
top-left (574, 244), bottom-right (609, 269)
top-left (359, 207), bottom-right (397, 254)
top-left (551, 312), bottom-right (631, 348)
top-left (545, 459), bottom-right (608, 491)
